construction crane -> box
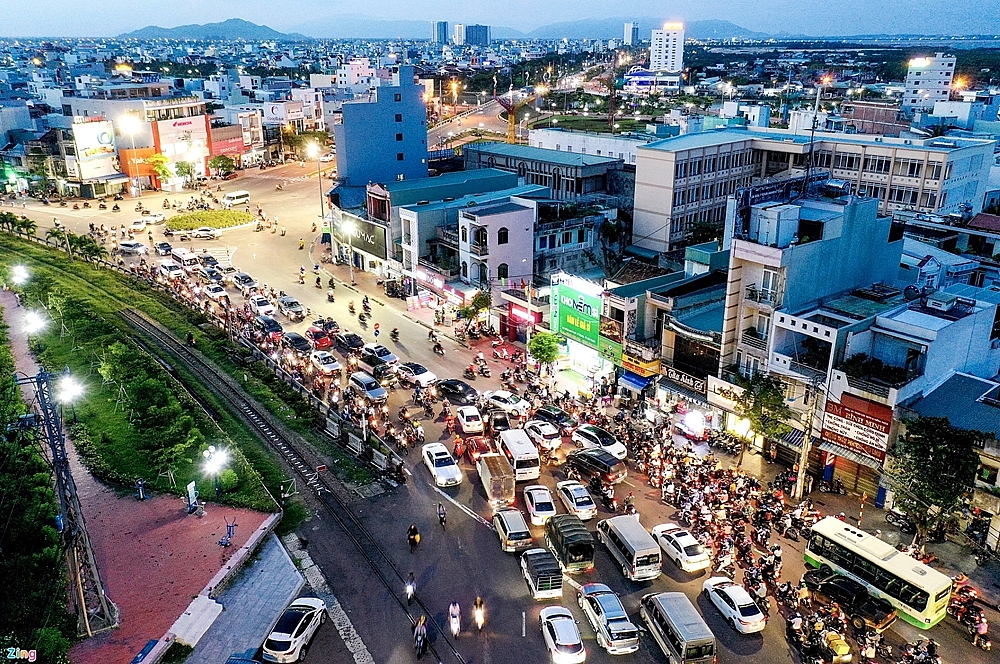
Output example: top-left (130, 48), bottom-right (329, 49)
top-left (493, 77), bottom-right (547, 144)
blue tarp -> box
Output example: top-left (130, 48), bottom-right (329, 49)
top-left (618, 370), bottom-right (652, 392)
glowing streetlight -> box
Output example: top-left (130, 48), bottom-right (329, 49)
top-left (118, 115), bottom-right (143, 197)
top-left (307, 142), bottom-right (325, 221)
top-left (342, 220), bottom-right (356, 285)
top-left (10, 264), bottom-right (29, 285)
top-left (23, 311), bottom-right (47, 335)
top-left (57, 376), bottom-right (84, 403)
top-left (202, 445), bottom-right (229, 500)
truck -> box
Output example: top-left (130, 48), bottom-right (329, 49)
top-left (477, 453), bottom-right (515, 511)
top-left (521, 548), bottom-right (563, 600)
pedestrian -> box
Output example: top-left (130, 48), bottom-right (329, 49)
top-left (282, 226), bottom-right (287, 237)
top-left (437, 502), bottom-right (447, 529)
top-left (299, 238), bottom-right (304, 250)
top-left (805, 473), bottom-right (814, 495)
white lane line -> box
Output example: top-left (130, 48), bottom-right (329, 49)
top-left (562, 575), bottom-right (583, 590)
top-left (430, 484), bottom-right (495, 530)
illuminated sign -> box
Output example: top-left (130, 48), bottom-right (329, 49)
top-left (822, 394), bottom-right (893, 463)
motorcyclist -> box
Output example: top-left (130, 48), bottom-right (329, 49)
top-left (473, 596), bottom-right (485, 630)
top-left (413, 615), bottom-right (428, 654)
top-left (433, 342), bottom-right (444, 355)
top-left (405, 571), bottom-right (416, 604)
top-left (449, 601), bottom-right (461, 638)
top-left (407, 523), bottom-right (420, 553)
top-left (437, 502), bottom-right (447, 528)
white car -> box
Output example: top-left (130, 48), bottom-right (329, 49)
top-left (540, 606), bottom-right (587, 664)
top-left (422, 442), bottom-right (463, 487)
top-left (310, 351), bottom-right (342, 376)
top-left (572, 424), bottom-right (628, 460)
top-left (129, 218), bottom-right (147, 231)
top-left (118, 240), bottom-right (148, 255)
top-left (204, 283), bottom-right (227, 300)
top-left (361, 342), bottom-right (399, 367)
top-left (397, 362), bottom-right (437, 388)
top-left (455, 406), bottom-right (483, 434)
top-left (556, 480), bottom-right (597, 521)
top-left (320, 153), bottom-right (336, 162)
top-left (249, 295), bottom-right (275, 316)
top-left (524, 420), bottom-right (562, 451)
top-left (145, 212), bottom-right (167, 224)
top-left (191, 226), bottom-right (220, 239)
top-left (483, 389), bottom-right (531, 418)
top-left (702, 577), bottom-right (767, 634)
top-left (577, 583), bottom-right (640, 655)
top-left (523, 485), bottom-right (558, 526)
top-left (652, 523), bottom-right (712, 573)
top-left (262, 597), bottom-right (327, 663)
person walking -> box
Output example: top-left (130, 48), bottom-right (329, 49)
top-left (407, 523), bottom-right (420, 553)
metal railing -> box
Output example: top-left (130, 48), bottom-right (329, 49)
top-left (741, 328), bottom-right (768, 351)
top-left (745, 285), bottom-right (782, 308)
top-left (469, 242), bottom-right (489, 257)
top-left (788, 359), bottom-right (828, 382)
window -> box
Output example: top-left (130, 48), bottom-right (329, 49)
top-left (396, 153), bottom-right (404, 161)
top-left (395, 133), bottom-right (403, 141)
top-left (863, 155), bottom-right (891, 174)
top-left (394, 113), bottom-right (402, 122)
top-left (538, 236), bottom-right (547, 249)
top-left (497, 227), bottom-right (509, 244)
top-left (834, 153), bottom-right (860, 171)
top-left (563, 231), bottom-right (572, 245)
top-left (497, 263), bottom-right (509, 279)
top-left (461, 261), bottom-right (468, 278)
top-left (394, 93), bottom-right (402, 102)
top-left (577, 229), bottom-right (585, 243)
top-left (461, 227), bottom-right (468, 243)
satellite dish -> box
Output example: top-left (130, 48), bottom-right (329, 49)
top-left (903, 285), bottom-right (920, 301)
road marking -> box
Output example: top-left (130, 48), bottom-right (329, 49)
top-left (562, 575), bottom-right (583, 590)
top-left (522, 612), bottom-right (526, 637)
top-left (430, 484), bottom-right (494, 530)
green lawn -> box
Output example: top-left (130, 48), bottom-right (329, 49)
top-left (166, 210), bottom-right (255, 231)
top-left (528, 115), bottom-right (644, 134)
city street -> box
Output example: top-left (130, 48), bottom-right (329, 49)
top-left (429, 99), bottom-right (509, 149)
top-left (10, 174), bottom-right (999, 664)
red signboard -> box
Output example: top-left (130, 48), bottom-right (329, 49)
top-left (822, 393), bottom-right (893, 463)
top-left (211, 136), bottom-right (245, 156)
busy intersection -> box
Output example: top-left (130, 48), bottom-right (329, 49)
top-left (7, 165), bottom-right (999, 664)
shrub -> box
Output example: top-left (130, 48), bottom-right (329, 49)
top-left (166, 210), bottom-right (254, 231)
top-left (218, 468), bottom-right (240, 493)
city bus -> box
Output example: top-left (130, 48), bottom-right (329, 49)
top-left (805, 517), bottom-right (952, 628)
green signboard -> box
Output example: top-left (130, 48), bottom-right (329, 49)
top-left (551, 283), bottom-right (601, 349)
top-left (598, 337), bottom-right (623, 363)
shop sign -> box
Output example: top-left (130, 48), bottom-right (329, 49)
top-left (707, 375), bottom-right (744, 411)
top-left (550, 282), bottom-right (601, 349)
top-left (822, 394), bottom-right (893, 463)
top-left (599, 315), bottom-right (623, 343)
top-left (339, 214), bottom-right (388, 260)
top-left (622, 353), bottom-right (660, 377)
top-left (663, 366), bottom-right (706, 395)
top-left (598, 336), bottom-right (622, 363)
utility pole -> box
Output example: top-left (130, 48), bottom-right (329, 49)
top-left (794, 376), bottom-right (822, 500)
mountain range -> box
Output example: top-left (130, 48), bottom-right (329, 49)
top-left (119, 19), bottom-right (307, 40)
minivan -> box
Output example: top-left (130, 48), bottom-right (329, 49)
top-left (597, 516), bottom-right (662, 581)
top-left (497, 429), bottom-right (540, 482)
top-left (545, 513), bottom-right (596, 574)
top-left (222, 190), bottom-right (251, 208)
top-left (347, 371), bottom-right (388, 403)
top-left (493, 508), bottom-right (533, 553)
top-left (171, 247), bottom-right (200, 272)
top-left (640, 592), bottom-right (716, 664)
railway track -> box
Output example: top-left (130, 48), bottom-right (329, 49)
top-left (117, 307), bottom-right (466, 664)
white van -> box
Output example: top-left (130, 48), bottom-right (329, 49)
top-left (171, 247), bottom-right (200, 273)
top-left (640, 592), bottom-right (716, 664)
top-left (222, 190), bottom-right (250, 208)
top-left (497, 429), bottom-right (540, 481)
top-left (597, 515), bottom-right (662, 581)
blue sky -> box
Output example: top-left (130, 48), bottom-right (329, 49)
top-left (2, 0), bottom-right (995, 37)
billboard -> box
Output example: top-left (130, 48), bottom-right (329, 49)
top-left (264, 101), bottom-right (304, 124)
top-left (154, 117), bottom-right (209, 164)
top-left (550, 276), bottom-right (601, 349)
top-left (72, 121), bottom-right (119, 180)
top-left (340, 214), bottom-right (388, 260)
top-left (822, 393), bottom-right (893, 463)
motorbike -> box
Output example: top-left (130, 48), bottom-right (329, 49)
top-left (112, 204), bottom-right (120, 212)
top-left (478, 365), bottom-right (491, 378)
top-left (390, 329), bottom-right (399, 342)
top-left (463, 367), bottom-right (477, 380)
top-left (467, 327), bottom-right (480, 340)
top-left (474, 605), bottom-right (485, 631)
top-left (348, 302), bottom-right (356, 315)
top-left (327, 290), bottom-right (335, 302)
top-left (414, 630), bottom-right (427, 658)
top-left (450, 609), bottom-right (461, 639)
top-left (405, 579), bottom-right (415, 605)
top-left (433, 344), bottom-right (445, 356)
top-left (819, 478), bottom-right (847, 494)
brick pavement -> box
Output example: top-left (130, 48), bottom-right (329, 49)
top-left (185, 534), bottom-right (305, 664)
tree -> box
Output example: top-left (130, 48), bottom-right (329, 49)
top-left (890, 417), bottom-right (982, 550)
top-left (44, 227), bottom-right (72, 257)
top-left (730, 372), bottom-right (793, 466)
top-left (585, 214), bottom-right (631, 278)
top-left (146, 153), bottom-right (172, 181)
top-left (208, 154), bottom-right (236, 175)
top-left (15, 216), bottom-right (37, 238)
top-left (174, 160), bottom-right (194, 183)
top-left (527, 331), bottom-right (562, 384)
top-left (457, 290), bottom-right (493, 323)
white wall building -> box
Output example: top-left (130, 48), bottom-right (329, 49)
top-left (453, 24), bottom-right (466, 46)
top-left (528, 127), bottom-right (658, 166)
top-left (650, 23), bottom-right (684, 73)
top-left (902, 53), bottom-right (956, 112)
top-left (458, 200), bottom-right (536, 305)
top-left (624, 22), bottom-right (640, 46)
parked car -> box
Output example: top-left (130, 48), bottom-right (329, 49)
top-left (703, 577), bottom-right (767, 634)
top-left (800, 570), bottom-right (898, 633)
top-left (572, 424), bottom-right (627, 460)
top-left (532, 405), bottom-right (577, 435)
top-left (524, 420), bottom-right (562, 451)
top-left (652, 523), bottom-right (712, 573)
top-left (203, 283), bottom-right (227, 301)
top-left (310, 351), bottom-right (342, 376)
top-left (523, 484), bottom-right (557, 526)
top-left (577, 583), bottom-right (640, 655)
top-left (456, 406), bottom-right (484, 434)
top-left (437, 378), bottom-right (478, 404)
top-left (483, 389), bottom-right (531, 418)
top-left (556, 480), bottom-right (597, 521)
top-left (190, 226), bottom-right (221, 239)
top-left (304, 326), bottom-right (332, 350)
top-left (397, 362), bottom-right (437, 388)
top-left (422, 442), bottom-right (463, 487)
top-left (539, 606), bottom-right (586, 664)
top-left (485, 409), bottom-right (512, 436)
top-left (262, 597), bottom-right (327, 663)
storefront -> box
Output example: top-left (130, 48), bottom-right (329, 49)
top-left (335, 213), bottom-right (390, 277)
top-left (550, 273), bottom-right (614, 394)
top-left (655, 368), bottom-right (723, 439)
top-left (818, 393), bottom-right (892, 501)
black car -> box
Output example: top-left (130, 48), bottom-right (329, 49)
top-left (371, 362), bottom-right (398, 388)
top-left (252, 315), bottom-right (283, 340)
top-left (486, 409), bottom-right (512, 436)
top-left (197, 266), bottom-right (225, 285)
top-left (565, 448), bottom-right (628, 485)
top-left (335, 331), bottom-right (365, 351)
top-left (154, 241), bottom-right (172, 256)
top-left (533, 405), bottom-right (577, 435)
top-left (281, 332), bottom-right (312, 356)
top-left (437, 378), bottom-right (479, 404)
top-left (198, 254), bottom-right (219, 267)
top-left (801, 570), bottom-right (898, 633)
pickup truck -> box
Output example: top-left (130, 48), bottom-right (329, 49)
top-left (521, 548), bottom-right (563, 600)
top-left (801, 570), bottom-right (898, 633)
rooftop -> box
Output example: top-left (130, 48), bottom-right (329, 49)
top-left (466, 141), bottom-right (623, 167)
top-left (909, 373), bottom-right (1000, 438)
top-left (901, 238), bottom-right (979, 269)
top-left (462, 201), bottom-right (530, 217)
top-left (399, 184), bottom-right (548, 213)
top-left (607, 272), bottom-right (685, 299)
top-left (969, 213), bottom-right (1000, 233)
top-left (678, 300), bottom-right (726, 334)
top-left (381, 168), bottom-right (514, 195)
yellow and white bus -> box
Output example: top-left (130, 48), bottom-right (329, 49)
top-left (805, 517), bottom-right (952, 628)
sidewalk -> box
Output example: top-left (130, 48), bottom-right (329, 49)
top-left (185, 534), bottom-right (305, 664)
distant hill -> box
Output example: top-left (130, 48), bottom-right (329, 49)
top-left (523, 17), bottom-right (769, 40)
top-left (288, 16), bottom-right (440, 40)
top-left (119, 19), bottom-right (306, 40)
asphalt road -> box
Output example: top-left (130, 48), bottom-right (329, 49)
top-left (428, 100), bottom-right (509, 149)
top-left (11, 174), bottom-right (999, 664)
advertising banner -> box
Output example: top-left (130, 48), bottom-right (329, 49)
top-left (265, 102), bottom-right (304, 124)
top-left (622, 354), bottom-right (661, 377)
top-left (822, 393), bottom-right (893, 463)
top-left (550, 281), bottom-right (601, 349)
top-left (663, 366), bottom-right (707, 394)
top-left (598, 336), bottom-right (623, 363)
top-left (340, 214), bottom-right (388, 260)
top-left (599, 315), bottom-right (623, 343)
top-left (72, 121), bottom-right (119, 180)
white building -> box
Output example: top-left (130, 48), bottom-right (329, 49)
top-left (902, 53), bottom-right (956, 112)
top-left (650, 23), bottom-right (684, 73)
top-left (453, 24), bottom-right (466, 46)
top-left (458, 200), bottom-right (536, 305)
top-left (528, 127), bottom-right (659, 166)
top-left (336, 59), bottom-right (380, 94)
top-left (624, 22), bottom-right (639, 46)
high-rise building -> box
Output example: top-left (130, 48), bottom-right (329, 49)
top-left (624, 22), bottom-right (639, 46)
top-left (453, 24), bottom-right (465, 46)
top-left (431, 21), bottom-right (449, 44)
top-left (650, 22), bottom-right (684, 73)
top-left (465, 24), bottom-right (490, 47)
top-left (902, 53), bottom-right (956, 112)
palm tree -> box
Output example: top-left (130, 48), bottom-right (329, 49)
top-left (0, 211), bottom-right (16, 234)
top-left (45, 227), bottom-right (73, 257)
top-left (15, 217), bottom-right (36, 238)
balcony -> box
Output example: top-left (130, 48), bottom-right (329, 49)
top-left (836, 353), bottom-right (922, 398)
top-left (745, 285), bottom-right (782, 309)
top-left (435, 227), bottom-right (459, 248)
top-left (502, 288), bottom-right (550, 310)
top-left (771, 352), bottom-right (828, 382)
top-left (624, 336), bottom-right (661, 362)
top-left (741, 328), bottom-right (768, 352)
top-left (469, 242), bottom-right (489, 257)
top-left (418, 258), bottom-right (459, 278)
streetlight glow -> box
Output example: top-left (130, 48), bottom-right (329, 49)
top-left (202, 445), bottom-right (228, 475)
top-left (11, 265), bottom-right (29, 285)
top-left (23, 311), bottom-right (47, 335)
top-left (58, 376), bottom-right (84, 403)
top-left (307, 142), bottom-right (319, 159)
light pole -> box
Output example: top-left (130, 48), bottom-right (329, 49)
top-left (307, 143), bottom-right (324, 220)
top-left (202, 445), bottom-right (229, 501)
top-left (118, 116), bottom-right (142, 198)
top-left (57, 374), bottom-right (84, 423)
top-left (343, 220), bottom-right (356, 285)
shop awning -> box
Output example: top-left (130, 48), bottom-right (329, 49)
top-left (817, 441), bottom-right (884, 471)
top-left (657, 377), bottom-right (711, 409)
top-left (782, 428), bottom-right (805, 449)
top-left (619, 370), bottom-right (653, 392)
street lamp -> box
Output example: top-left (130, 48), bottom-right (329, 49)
top-left (307, 142), bottom-right (324, 221)
top-left (10, 264), bottom-right (29, 285)
top-left (118, 115), bottom-right (142, 198)
top-left (342, 220), bottom-right (356, 285)
top-left (57, 375), bottom-right (84, 423)
top-left (202, 445), bottom-right (229, 501)
top-left (23, 311), bottom-right (47, 335)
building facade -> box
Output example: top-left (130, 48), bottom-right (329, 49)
top-left (902, 53), bottom-right (956, 112)
top-left (624, 22), bottom-right (639, 46)
top-left (650, 23), bottom-right (684, 73)
top-left (432, 21), bottom-right (449, 44)
top-left (465, 25), bottom-right (490, 47)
